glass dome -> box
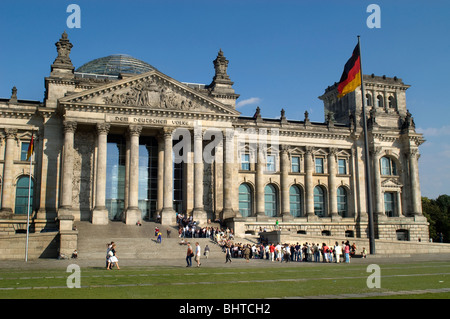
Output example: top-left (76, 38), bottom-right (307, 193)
top-left (75, 54), bottom-right (156, 76)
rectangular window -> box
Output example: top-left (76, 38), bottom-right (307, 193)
top-left (266, 155), bottom-right (276, 172)
top-left (384, 192), bottom-right (396, 217)
top-left (315, 158), bottom-right (324, 174)
top-left (21, 142), bottom-right (30, 161)
top-left (291, 156), bottom-right (300, 173)
top-left (338, 159), bottom-right (347, 175)
top-left (241, 153), bottom-right (250, 171)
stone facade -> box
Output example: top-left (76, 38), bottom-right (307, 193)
top-left (0, 33), bottom-right (429, 258)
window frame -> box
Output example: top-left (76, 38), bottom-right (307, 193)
top-left (291, 156), bottom-right (300, 173)
top-left (338, 158), bottom-right (347, 175)
top-left (380, 156), bottom-right (397, 176)
top-left (315, 157), bottom-right (324, 174)
top-left (337, 186), bottom-right (348, 217)
top-left (289, 185), bottom-right (302, 217)
top-left (238, 183), bottom-right (253, 217)
top-left (241, 153), bottom-right (250, 171)
top-left (313, 186), bottom-right (326, 217)
top-left (266, 155), bottom-right (276, 172)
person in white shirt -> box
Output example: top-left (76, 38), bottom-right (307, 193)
top-left (334, 242), bottom-right (342, 263)
top-left (195, 242), bottom-right (201, 267)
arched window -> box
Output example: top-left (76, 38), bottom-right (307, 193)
top-left (289, 185), bottom-right (302, 217)
top-left (377, 95), bottom-right (383, 108)
top-left (15, 175), bottom-right (34, 215)
top-left (264, 184), bottom-right (278, 217)
top-left (380, 156), bottom-right (397, 176)
top-left (388, 96), bottom-right (396, 108)
top-left (314, 186), bottom-right (326, 217)
top-left (238, 183), bottom-right (253, 217)
top-left (337, 186), bottom-right (348, 217)
top-left (365, 93), bottom-right (372, 106)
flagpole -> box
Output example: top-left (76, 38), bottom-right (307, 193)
top-left (25, 131), bottom-right (34, 262)
top-left (357, 35), bottom-right (376, 255)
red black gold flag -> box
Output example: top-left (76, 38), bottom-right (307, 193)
top-left (337, 43), bottom-right (361, 98)
top-left (26, 134), bottom-right (34, 161)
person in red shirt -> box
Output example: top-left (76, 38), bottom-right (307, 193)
top-left (269, 244), bottom-right (275, 262)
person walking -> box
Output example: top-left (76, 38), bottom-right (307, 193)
top-left (195, 242), bottom-right (201, 267)
top-left (225, 245), bottom-right (232, 263)
top-left (107, 243), bottom-right (120, 270)
top-left (204, 244), bottom-right (210, 259)
top-left (157, 231), bottom-right (162, 244)
top-left (186, 243), bottom-right (193, 267)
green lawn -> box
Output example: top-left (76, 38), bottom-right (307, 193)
top-left (0, 261), bottom-right (449, 299)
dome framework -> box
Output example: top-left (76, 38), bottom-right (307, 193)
top-left (76, 54), bottom-right (156, 76)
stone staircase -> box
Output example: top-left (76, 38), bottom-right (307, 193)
top-left (74, 221), bottom-right (254, 261)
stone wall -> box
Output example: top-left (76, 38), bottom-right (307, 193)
top-left (0, 232), bottom-right (59, 260)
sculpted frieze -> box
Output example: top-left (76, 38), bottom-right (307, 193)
top-left (102, 76), bottom-right (205, 111)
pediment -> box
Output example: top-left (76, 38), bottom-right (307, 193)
top-left (381, 178), bottom-right (403, 188)
top-left (59, 70), bottom-right (240, 116)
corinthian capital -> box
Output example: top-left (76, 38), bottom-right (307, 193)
top-left (96, 123), bottom-right (110, 135)
top-left (63, 121), bottom-right (77, 134)
top-left (4, 128), bottom-right (18, 139)
top-left (128, 125), bottom-right (142, 137)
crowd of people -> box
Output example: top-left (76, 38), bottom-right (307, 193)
top-left (177, 213), bottom-right (234, 240)
top-left (176, 218), bottom-right (367, 264)
top-left (217, 240), bottom-right (366, 263)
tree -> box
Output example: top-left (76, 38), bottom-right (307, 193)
top-left (422, 195), bottom-right (450, 243)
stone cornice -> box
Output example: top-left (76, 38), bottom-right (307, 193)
top-left (0, 108), bottom-right (36, 120)
top-left (58, 101), bottom-right (238, 123)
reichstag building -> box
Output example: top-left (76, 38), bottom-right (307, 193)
top-left (0, 32), bottom-right (428, 253)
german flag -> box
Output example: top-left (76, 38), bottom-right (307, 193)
top-left (337, 43), bottom-right (361, 98)
top-left (26, 133), bottom-right (34, 161)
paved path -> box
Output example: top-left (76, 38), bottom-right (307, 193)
top-left (1, 252), bottom-right (450, 270)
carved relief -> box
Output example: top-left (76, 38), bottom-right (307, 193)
top-left (102, 76), bottom-right (205, 111)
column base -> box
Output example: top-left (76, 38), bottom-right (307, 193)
top-left (307, 213), bottom-right (319, 222)
top-left (92, 207), bottom-right (109, 225)
top-left (331, 213), bottom-right (342, 222)
top-left (221, 208), bottom-right (236, 221)
top-left (58, 214), bottom-right (74, 231)
top-left (0, 209), bottom-right (13, 219)
top-left (125, 207), bottom-right (142, 225)
top-left (282, 213), bottom-right (294, 222)
top-left (58, 207), bottom-right (74, 219)
top-left (256, 212), bottom-right (269, 222)
top-left (192, 208), bottom-right (207, 225)
top-left (161, 207), bottom-right (176, 225)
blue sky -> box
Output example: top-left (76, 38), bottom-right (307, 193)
top-left (0, 0), bottom-right (449, 198)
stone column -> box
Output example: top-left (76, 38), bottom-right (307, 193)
top-left (328, 148), bottom-right (339, 220)
top-left (92, 123), bottom-right (110, 225)
top-left (193, 129), bottom-right (207, 223)
top-left (255, 145), bottom-right (266, 220)
top-left (221, 129), bottom-right (236, 220)
top-left (161, 127), bottom-right (176, 225)
top-left (305, 146), bottom-right (315, 220)
top-left (280, 145), bottom-right (292, 221)
top-left (0, 128), bottom-right (17, 216)
top-left (372, 147), bottom-right (384, 219)
top-left (156, 133), bottom-right (164, 215)
top-left (125, 125), bottom-right (142, 225)
top-left (409, 149), bottom-right (423, 217)
top-left (59, 121), bottom-right (77, 217)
